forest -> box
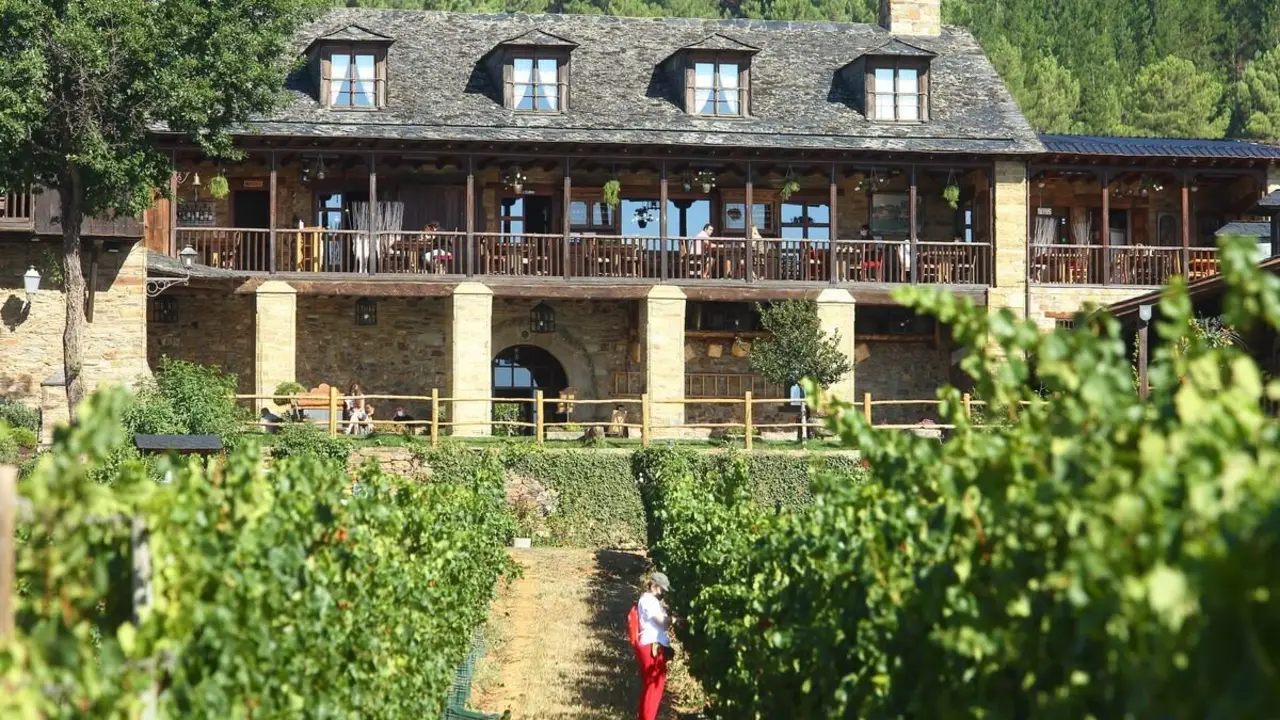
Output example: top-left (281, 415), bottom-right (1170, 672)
top-left (332, 0), bottom-right (1280, 141)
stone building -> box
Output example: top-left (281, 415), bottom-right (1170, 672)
top-left (4, 1), bottom-right (1280, 436)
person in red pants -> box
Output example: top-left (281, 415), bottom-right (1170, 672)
top-left (634, 571), bottom-right (674, 720)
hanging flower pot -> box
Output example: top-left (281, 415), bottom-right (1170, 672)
top-left (779, 178), bottom-right (801, 201)
top-left (207, 174), bottom-right (230, 200)
top-left (503, 167), bottom-right (528, 194)
top-left (695, 170), bottom-right (716, 194)
top-left (602, 178), bottom-right (621, 208)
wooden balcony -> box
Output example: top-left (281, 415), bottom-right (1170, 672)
top-left (1030, 244), bottom-right (1220, 286)
top-left (0, 189), bottom-right (33, 231)
top-left (170, 226), bottom-right (993, 286)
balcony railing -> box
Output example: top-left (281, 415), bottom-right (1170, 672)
top-left (170, 226), bottom-right (993, 285)
top-left (612, 371), bottom-right (787, 399)
top-left (1030, 245), bottom-right (1220, 286)
top-left (0, 189), bottom-right (33, 227)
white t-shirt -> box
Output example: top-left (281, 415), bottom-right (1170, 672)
top-left (637, 592), bottom-right (670, 648)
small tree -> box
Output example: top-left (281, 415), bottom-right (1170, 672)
top-left (749, 300), bottom-right (853, 441)
top-left (0, 0), bottom-right (311, 419)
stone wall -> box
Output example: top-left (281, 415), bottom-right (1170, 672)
top-left (1028, 286), bottom-right (1152, 331)
top-left (147, 292), bottom-right (256, 393)
top-left (1, 239), bottom-right (148, 405)
top-left (856, 339), bottom-right (950, 425)
top-left (296, 295), bottom-right (450, 419)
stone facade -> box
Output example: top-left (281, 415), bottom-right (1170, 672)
top-left (295, 294), bottom-right (449, 419)
top-left (991, 160), bottom-right (1029, 318)
top-left (1, 239), bottom-right (148, 406)
top-left (254, 281), bottom-right (297, 405)
top-left (147, 292), bottom-right (256, 393)
top-left (879, 0), bottom-right (942, 36)
top-left (1028, 286), bottom-right (1152, 331)
top-left (817, 288), bottom-right (857, 402)
top-left (644, 286), bottom-right (687, 433)
top-left (449, 283), bottom-right (493, 436)
top-left (856, 339), bottom-right (951, 425)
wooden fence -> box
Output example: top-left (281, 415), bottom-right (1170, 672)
top-left (237, 389), bottom-right (1022, 450)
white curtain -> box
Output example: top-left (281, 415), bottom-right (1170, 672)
top-left (719, 64), bottom-right (739, 114)
top-left (513, 59), bottom-right (533, 109)
top-left (896, 68), bottom-right (919, 121)
top-left (694, 63), bottom-right (714, 114)
top-left (537, 59), bottom-right (557, 110)
top-left (355, 54), bottom-right (376, 107)
top-left (1034, 217), bottom-right (1057, 246)
top-left (1072, 217), bottom-right (1090, 245)
top-left (330, 53), bottom-right (350, 105)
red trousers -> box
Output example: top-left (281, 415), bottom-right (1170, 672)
top-left (636, 643), bottom-right (668, 720)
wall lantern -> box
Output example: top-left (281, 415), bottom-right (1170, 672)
top-left (23, 265), bottom-right (40, 307)
top-left (355, 297), bottom-right (377, 326)
top-left (530, 301), bottom-right (555, 334)
top-left (179, 244), bottom-right (197, 269)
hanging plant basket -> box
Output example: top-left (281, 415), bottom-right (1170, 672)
top-left (503, 167), bottom-right (528, 193)
top-left (695, 170), bottom-right (717, 193)
top-left (602, 178), bottom-right (622, 208)
top-left (942, 183), bottom-right (960, 210)
top-left (779, 178), bottom-right (801, 201)
top-left (207, 174), bottom-right (230, 200)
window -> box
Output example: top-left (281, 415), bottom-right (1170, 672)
top-left (507, 55), bottom-right (563, 112)
top-left (857, 306), bottom-right (935, 336)
top-left (1054, 318), bottom-right (1075, 330)
top-left (150, 296), bottom-right (178, 324)
top-left (324, 48), bottom-right (384, 108)
top-left (686, 302), bottom-right (760, 332)
top-left (780, 202), bottom-right (830, 241)
top-left (868, 61), bottom-right (927, 122)
top-left (689, 56), bottom-right (747, 116)
top-left (723, 201), bottom-right (772, 233)
top-left (569, 199), bottom-right (616, 232)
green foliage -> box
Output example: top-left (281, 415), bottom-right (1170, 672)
top-left (492, 401), bottom-right (522, 437)
top-left (1122, 55), bottom-right (1230, 138)
top-left (778, 177), bottom-right (800, 200)
top-left (1236, 43), bottom-right (1280, 141)
top-left (124, 357), bottom-right (246, 442)
top-left (271, 421), bottom-right (352, 465)
top-left (601, 178), bottom-right (621, 208)
top-left (0, 397), bottom-right (41, 433)
top-left (942, 182), bottom-right (961, 209)
top-left (986, 37), bottom-right (1081, 133)
top-left (272, 380), bottom-right (307, 397)
top-left (206, 173), bottom-right (230, 200)
top-left (750, 300), bottom-right (853, 390)
top-left (643, 236), bottom-right (1280, 717)
top-left (2, 387), bottom-right (516, 717)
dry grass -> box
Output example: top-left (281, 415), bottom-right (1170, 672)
top-left (470, 548), bottom-right (706, 719)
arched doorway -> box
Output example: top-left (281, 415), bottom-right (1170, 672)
top-left (493, 345), bottom-right (568, 433)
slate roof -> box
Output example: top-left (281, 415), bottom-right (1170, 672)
top-left (1215, 222), bottom-right (1272, 238)
top-left (1039, 134), bottom-right (1280, 159)
top-left (147, 250), bottom-right (250, 280)
top-left (246, 10), bottom-right (1041, 155)
top-left (1254, 190), bottom-right (1280, 211)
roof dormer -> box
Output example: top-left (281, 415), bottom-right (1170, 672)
top-left (306, 25), bottom-right (394, 109)
top-left (661, 34), bottom-right (759, 117)
top-left (839, 39), bottom-right (935, 122)
top-left (483, 29), bottom-right (579, 113)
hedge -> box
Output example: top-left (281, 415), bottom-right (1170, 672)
top-left (410, 443), bottom-right (864, 548)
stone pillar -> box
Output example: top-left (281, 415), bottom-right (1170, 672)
top-left (449, 282), bottom-right (493, 437)
top-left (643, 285), bottom-right (686, 436)
top-left (254, 281), bottom-right (297, 407)
top-left (815, 288), bottom-right (856, 403)
top-left (990, 160), bottom-right (1029, 319)
top-left (879, 0), bottom-right (941, 36)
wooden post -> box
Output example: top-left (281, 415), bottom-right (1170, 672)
top-left (268, 151), bottom-right (278, 273)
top-left (535, 389), bottom-right (545, 444)
top-left (1138, 312), bottom-right (1151, 399)
top-left (367, 152), bottom-right (377, 275)
top-left (466, 155), bottom-right (476, 277)
top-left (828, 163), bottom-right (838, 283)
top-left (909, 165), bottom-right (919, 284)
top-left (744, 391), bottom-right (753, 450)
top-left (1180, 175), bottom-right (1191, 276)
top-left (744, 162), bottom-right (754, 282)
top-left (430, 388), bottom-right (440, 448)
top-left (862, 392), bottom-right (872, 425)
top-left (0, 465), bottom-right (15, 641)
top-left (1101, 170), bottom-right (1111, 284)
top-left (962, 392), bottom-right (973, 418)
top-left (328, 385), bottom-right (339, 437)
top-left (168, 152), bottom-right (179, 257)
top-left (562, 158), bottom-right (572, 279)
top-left (659, 163), bottom-right (669, 282)
top-left (641, 393), bottom-right (651, 447)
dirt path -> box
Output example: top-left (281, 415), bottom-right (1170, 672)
top-left (471, 548), bottom-right (700, 720)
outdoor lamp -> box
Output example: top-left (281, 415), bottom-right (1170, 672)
top-left (23, 265), bottom-right (40, 305)
top-left (1138, 304), bottom-right (1153, 323)
top-left (530, 301), bottom-right (555, 334)
top-left (179, 244), bottom-right (198, 269)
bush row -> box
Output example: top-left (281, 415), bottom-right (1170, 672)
top-left (2, 388), bottom-right (516, 718)
top-left (640, 240), bottom-right (1280, 718)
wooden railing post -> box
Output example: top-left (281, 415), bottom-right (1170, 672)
top-left (535, 389), bottom-right (545, 445)
top-left (0, 465), bottom-right (16, 641)
top-left (328, 386), bottom-right (339, 437)
top-left (744, 391), bottom-right (753, 450)
top-left (641, 393), bottom-right (651, 447)
top-left (862, 392), bottom-right (873, 425)
top-left (962, 392), bottom-right (972, 419)
top-left (430, 388), bottom-right (440, 448)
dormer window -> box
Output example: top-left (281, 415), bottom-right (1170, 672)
top-left (692, 58), bottom-right (743, 116)
top-left (324, 47), bottom-right (385, 108)
top-left (869, 61), bottom-right (927, 121)
top-left (507, 54), bottom-right (565, 113)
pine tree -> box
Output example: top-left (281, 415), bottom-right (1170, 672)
top-left (1122, 55), bottom-right (1230, 138)
top-left (1235, 46), bottom-right (1280, 142)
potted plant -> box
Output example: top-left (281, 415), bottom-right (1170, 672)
top-left (942, 182), bottom-right (960, 209)
top-left (602, 178), bottom-right (621, 208)
top-left (207, 173), bottom-right (230, 200)
top-left (779, 177), bottom-right (801, 201)
top-left (502, 167), bottom-right (527, 194)
top-left (695, 170), bottom-right (717, 193)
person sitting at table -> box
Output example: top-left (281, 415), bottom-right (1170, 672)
top-left (689, 223), bottom-right (714, 278)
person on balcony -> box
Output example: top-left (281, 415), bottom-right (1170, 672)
top-left (687, 223), bottom-right (714, 278)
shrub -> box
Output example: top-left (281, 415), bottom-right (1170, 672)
top-left (271, 421), bottom-right (352, 465)
top-left (124, 357), bottom-right (246, 441)
top-left (0, 397), bottom-right (40, 433)
top-left (492, 401), bottom-right (521, 437)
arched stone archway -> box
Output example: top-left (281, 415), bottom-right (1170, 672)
top-left (491, 317), bottom-right (610, 421)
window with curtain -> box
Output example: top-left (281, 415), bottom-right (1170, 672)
top-left (868, 61), bottom-right (927, 122)
top-left (509, 56), bottom-right (561, 112)
top-left (569, 199), bottom-right (615, 232)
top-left (692, 60), bottom-right (743, 116)
top-left (326, 49), bottom-right (382, 108)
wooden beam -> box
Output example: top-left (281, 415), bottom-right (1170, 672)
top-left (1101, 170), bottom-right (1111, 285)
top-left (466, 155), bottom-right (476, 277)
top-left (563, 157), bottom-right (571, 280)
top-left (829, 163), bottom-right (838, 284)
top-left (908, 165), bottom-right (918, 284)
top-left (745, 162), bottom-right (753, 282)
top-left (1181, 174), bottom-right (1191, 275)
top-left (269, 151), bottom-right (278, 273)
top-left (660, 162), bottom-right (669, 282)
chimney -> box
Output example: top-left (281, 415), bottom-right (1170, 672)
top-left (879, 0), bottom-right (941, 37)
